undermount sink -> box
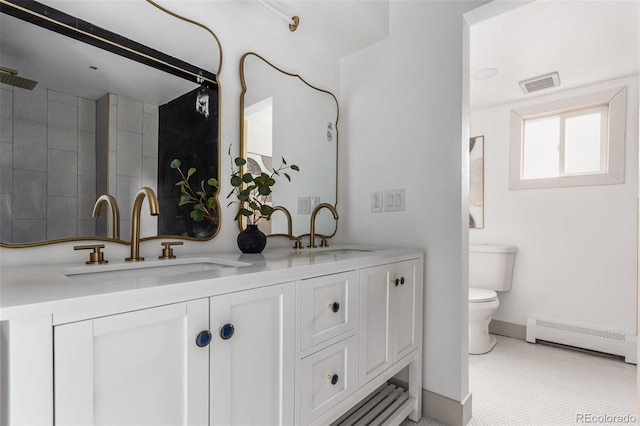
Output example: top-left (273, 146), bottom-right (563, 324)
top-left (62, 257), bottom-right (249, 282)
top-left (310, 248), bottom-right (374, 255)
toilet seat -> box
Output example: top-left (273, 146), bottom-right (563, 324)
top-left (469, 287), bottom-right (497, 303)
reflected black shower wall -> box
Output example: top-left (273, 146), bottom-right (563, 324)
top-left (158, 86), bottom-right (219, 238)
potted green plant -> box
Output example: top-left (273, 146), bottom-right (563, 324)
top-left (170, 159), bottom-right (219, 226)
top-left (227, 146), bottom-right (299, 253)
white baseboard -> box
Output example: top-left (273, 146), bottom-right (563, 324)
top-left (489, 319), bottom-right (526, 340)
top-left (390, 380), bottom-right (473, 426)
top-left (423, 388), bottom-right (473, 426)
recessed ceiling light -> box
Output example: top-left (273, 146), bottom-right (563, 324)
top-left (474, 68), bottom-right (498, 80)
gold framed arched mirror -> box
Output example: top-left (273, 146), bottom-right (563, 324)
top-left (239, 52), bottom-right (338, 242)
top-left (0, 0), bottom-right (222, 247)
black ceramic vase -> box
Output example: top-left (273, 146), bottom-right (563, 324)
top-left (237, 225), bottom-right (267, 254)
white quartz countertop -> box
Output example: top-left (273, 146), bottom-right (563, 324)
top-left (0, 246), bottom-right (423, 324)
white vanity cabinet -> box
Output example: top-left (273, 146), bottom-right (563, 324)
top-left (54, 299), bottom-right (211, 425)
top-left (358, 260), bottom-right (420, 385)
top-left (54, 282), bottom-right (295, 426)
top-left (296, 261), bottom-right (422, 426)
top-left (1, 248), bottom-right (423, 426)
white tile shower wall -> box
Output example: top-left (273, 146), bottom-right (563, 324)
top-left (95, 94), bottom-right (110, 237)
top-left (78, 96), bottom-right (97, 237)
top-left (0, 87), bottom-right (13, 242)
top-left (469, 75), bottom-right (639, 336)
top-left (0, 84), bottom-right (98, 243)
top-left (106, 94), bottom-right (159, 239)
top-left (0, 141), bottom-right (11, 240)
top-left (140, 104), bottom-right (158, 239)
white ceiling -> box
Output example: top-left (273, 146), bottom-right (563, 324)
top-left (470, 0), bottom-right (640, 111)
top-left (277, 0), bottom-right (640, 111)
top-left (274, 0), bottom-right (390, 57)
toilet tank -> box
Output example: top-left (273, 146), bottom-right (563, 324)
top-left (469, 244), bottom-right (517, 291)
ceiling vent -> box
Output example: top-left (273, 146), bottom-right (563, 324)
top-left (519, 72), bottom-right (560, 94)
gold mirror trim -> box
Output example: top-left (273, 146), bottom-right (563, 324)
top-left (0, 0), bottom-right (223, 248)
top-left (238, 52), bottom-right (340, 241)
top-left (146, 0), bottom-right (223, 77)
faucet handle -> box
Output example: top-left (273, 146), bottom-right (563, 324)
top-left (293, 237), bottom-right (304, 250)
top-left (159, 241), bottom-right (184, 259)
top-left (74, 244), bottom-right (108, 265)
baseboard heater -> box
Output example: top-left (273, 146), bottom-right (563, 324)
top-left (331, 383), bottom-right (416, 426)
top-left (526, 317), bottom-right (637, 364)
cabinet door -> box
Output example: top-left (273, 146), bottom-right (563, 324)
top-left (54, 299), bottom-right (210, 426)
top-left (358, 264), bottom-right (392, 385)
top-left (210, 282), bottom-right (295, 426)
top-left (358, 260), bottom-right (420, 385)
top-left (390, 260), bottom-right (419, 362)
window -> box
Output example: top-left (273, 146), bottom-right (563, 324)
top-left (509, 87), bottom-right (627, 190)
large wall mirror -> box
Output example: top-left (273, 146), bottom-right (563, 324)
top-left (0, 0), bottom-right (222, 247)
top-left (239, 52), bottom-right (338, 240)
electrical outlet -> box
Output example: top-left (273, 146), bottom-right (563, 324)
top-left (384, 189), bottom-right (405, 212)
top-left (310, 196), bottom-right (321, 210)
top-left (370, 191), bottom-right (383, 213)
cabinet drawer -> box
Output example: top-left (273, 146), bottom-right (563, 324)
top-left (299, 335), bottom-right (357, 425)
top-left (301, 271), bottom-right (356, 351)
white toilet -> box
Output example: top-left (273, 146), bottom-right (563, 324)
top-left (468, 244), bottom-right (517, 355)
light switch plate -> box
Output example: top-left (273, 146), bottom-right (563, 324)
top-left (297, 197), bottom-right (311, 214)
top-left (384, 189), bottom-right (405, 212)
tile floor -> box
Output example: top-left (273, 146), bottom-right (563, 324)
top-left (403, 335), bottom-right (637, 425)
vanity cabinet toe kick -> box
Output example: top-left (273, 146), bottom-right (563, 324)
top-left (1, 253), bottom-right (423, 426)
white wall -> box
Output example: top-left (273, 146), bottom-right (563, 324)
top-left (470, 75), bottom-right (639, 335)
top-left (340, 0), bottom-right (485, 405)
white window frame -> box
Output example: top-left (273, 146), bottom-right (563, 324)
top-left (509, 86), bottom-right (627, 190)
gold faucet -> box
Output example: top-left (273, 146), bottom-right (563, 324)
top-left (126, 187), bottom-right (160, 262)
top-left (308, 203), bottom-right (338, 248)
top-left (271, 206), bottom-right (305, 249)
top-left (92, 194), bottom-right (120, 239)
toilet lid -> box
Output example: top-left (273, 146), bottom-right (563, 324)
top-left (469, 288), bottom-right (498, 303)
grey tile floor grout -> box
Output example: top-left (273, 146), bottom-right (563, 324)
top-left (402, 335), bottom-right (637, 426)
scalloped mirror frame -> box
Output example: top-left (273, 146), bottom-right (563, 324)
top-left (0, 0), bottom-right (223, 248)
top-left (238, 52), bottom-right (339, 242)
